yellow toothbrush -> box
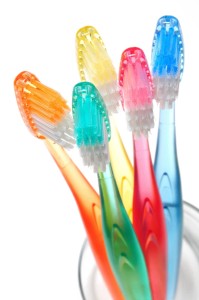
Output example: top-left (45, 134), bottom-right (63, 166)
top-left (76, 26), bottom-right (134, 220)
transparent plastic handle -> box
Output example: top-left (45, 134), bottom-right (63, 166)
top-left (133, 136), bottom-right (167, 300)
top-left (98, 163), bottom-right (152, 300)
top-left (109, 118), bottom-right (134, 222)
top-left (154, 107), bottom-right (183, 300)
top-left (45, 139), bottom-right (125, 300)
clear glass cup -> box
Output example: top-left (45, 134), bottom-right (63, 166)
top-left (78, 201), bottom-right (199, 300)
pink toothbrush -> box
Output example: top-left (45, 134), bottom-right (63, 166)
top-left (119, 47), bottom-right (167, 300)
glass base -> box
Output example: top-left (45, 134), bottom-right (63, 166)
top-left (78, 201), bottom-right (199, 300)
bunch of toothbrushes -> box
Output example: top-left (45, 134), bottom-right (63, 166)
top-left (14, 15), bottom-right (184, 300)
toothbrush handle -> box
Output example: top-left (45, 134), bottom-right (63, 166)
top-left (45, 139), bottom-right (125, 300)
top-left (109, 117), bottom-right (134, 221)
top-left (154, 122), bottom-right (183, 300)
top-left (133, 136), bottom-right (167, 300)
top-left (98, 164), bottom-right (152, 300)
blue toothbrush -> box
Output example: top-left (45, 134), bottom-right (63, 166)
top-left (151, 15), bottom-right (184, 300)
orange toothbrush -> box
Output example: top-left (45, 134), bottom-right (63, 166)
top-left (14, 71), bottom-right (124, 300)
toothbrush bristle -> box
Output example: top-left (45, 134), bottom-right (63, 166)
top-left (119, 47), bottom-right (154, 136)
top-left (72, 82), bottom-right (111, 172)
top-left (76, 26), bottom-right (121, 114)
top-left (151, 15), bottom-right (184, 108)
top-left (14, 71), bottom-right (75, 149)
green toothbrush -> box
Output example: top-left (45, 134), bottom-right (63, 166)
top-left (72, 81), bottom-right (152, 300)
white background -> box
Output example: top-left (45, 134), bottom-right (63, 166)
top-left (0, 1), bottom-right (199, 299)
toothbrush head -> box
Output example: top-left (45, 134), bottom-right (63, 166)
top-left (72, 81), bottom-right (111, 172)
top-left (151, 15), bottom-right (184, 108)
top-left (119, 47), bottom-right (154, 136)
top-left (14, 71), bottom-right (75, 149)
top-left (76, 25), bottom-right (121, 114)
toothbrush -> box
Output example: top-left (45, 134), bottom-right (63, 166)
top-left (151, 15), bottom-right (184, 300)
top-left (119, 47), bottom-right (167, 300)
top-left (76, 26), bottom-right (134, 220)
top-left (72, 81), bottom-right (152, 300)
top-left (14, 71), bottom-right (125, 300)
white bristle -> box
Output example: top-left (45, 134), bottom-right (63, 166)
top-left (79, 124), bottom-right (110, 173)
top-left (125, 106), bottom-right (154, 136)
top-left (97, 81), bottom-right (122, 115)
top-left (153, 75), bottom-right (180, 109)
top-left (32, 113), bottom-right (75, 149)
top-left (80, 144), bottom-right (109, 173)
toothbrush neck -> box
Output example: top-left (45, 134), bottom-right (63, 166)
top-left (157, 102), bottom-right (177, 154)
top-left (133, 135), bottom-right (152, 170)
top-left (133, 134), bottom-right (155, 192)
top-left (133, 134), bottom-right (149, 152)
top-left (98, 163), bottom-right (123, 219)
top-left (98, 163), bottom-right (112, 179)
top-left (159, 102), bottom-right (175, 125)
